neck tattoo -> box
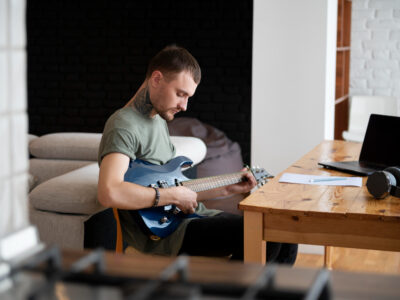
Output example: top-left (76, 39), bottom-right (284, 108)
top-left (132, 86), bottom-right (153, 117)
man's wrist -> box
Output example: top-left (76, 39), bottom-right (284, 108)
top-left (152, 186), bottom-right (160, 207)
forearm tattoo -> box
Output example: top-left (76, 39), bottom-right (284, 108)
top-left (131, 86), bottom-right (153, 116)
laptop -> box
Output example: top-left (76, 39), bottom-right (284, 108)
top-left (318, 114), bottom-right (400, 176)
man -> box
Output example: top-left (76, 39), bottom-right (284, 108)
top-left (97, 45), bottom-right (297, 262)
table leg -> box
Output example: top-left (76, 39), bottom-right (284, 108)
top-left (324, 246), bottom-right (333, 269)
top-left (244, 211), bottom-right (266, 264)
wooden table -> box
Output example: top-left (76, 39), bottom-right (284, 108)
top-left (239, 140), bottom-right (400, 264)
top-left (61, 249), bottom-right (400, 299)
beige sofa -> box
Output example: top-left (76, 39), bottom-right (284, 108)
top-left (28, 119), bottom-right (245, 251)
top-left (28, 132), bottom-right (207, 250)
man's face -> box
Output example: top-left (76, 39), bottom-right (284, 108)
top-left (150, 71), bottom-right (198, 121)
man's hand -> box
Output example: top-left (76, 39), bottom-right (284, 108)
top-left (162, 186), bottom-right (198, 214)
top-left (225, 168), bottom-right (257, 195)
top-left (196, 168), bottom-right (258, 201)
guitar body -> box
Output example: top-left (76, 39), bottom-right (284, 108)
top-left (123, 156), bottom-right (270, 238)
top-left (124, 156), bottom-right (195, 238)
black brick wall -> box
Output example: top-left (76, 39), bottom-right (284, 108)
top-left (27, 0), bottom-right (253, 163)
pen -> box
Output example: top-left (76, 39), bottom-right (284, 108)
top-left (309, 177), bottom-right (347, 183)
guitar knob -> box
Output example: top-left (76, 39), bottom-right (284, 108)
top-left (160, 216), bottom-right (169, 224)
top-left (172, 207), bottom-right (181, 215)
top-left (175, 179), bottom-right (183, 186)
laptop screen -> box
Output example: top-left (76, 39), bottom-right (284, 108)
top-left (359, 114), bottom-right (400, 166)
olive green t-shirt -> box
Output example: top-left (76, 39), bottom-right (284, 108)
top-left (98, 106), bottom-right (220, 256)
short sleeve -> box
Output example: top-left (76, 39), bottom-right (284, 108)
top-left (98, 128), bottom-right (138, 163)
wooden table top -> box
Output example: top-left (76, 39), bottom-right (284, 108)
top-left (239, 140), bottom-right (400, 222)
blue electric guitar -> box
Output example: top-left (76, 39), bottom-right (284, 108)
top-left (124, 156), bottom-right (272, 238)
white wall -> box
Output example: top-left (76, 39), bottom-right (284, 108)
top-left (252, 0), bottom-right (337, 175)
top-left (252, 0), bottom-right (337, 255)
top-left (0, 0), bottom-right (29, 238)
top-left (350, 0), bottom-right (400, 114)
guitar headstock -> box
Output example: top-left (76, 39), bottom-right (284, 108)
top-left (249, 166), bottom-right (274, 187)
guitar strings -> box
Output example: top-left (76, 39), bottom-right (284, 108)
top-left (182, 172), bottom-right (247, 192)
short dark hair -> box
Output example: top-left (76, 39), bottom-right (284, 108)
top-left (146, 45), bottom-right (201, 84)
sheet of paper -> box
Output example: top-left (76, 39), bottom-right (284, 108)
top-left (279, 173), bottom-right (362, 187)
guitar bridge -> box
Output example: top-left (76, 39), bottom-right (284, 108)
top-left (157, 180), bottom-right (169, 188)
top-left (172, 207), bottom-right (180, 215)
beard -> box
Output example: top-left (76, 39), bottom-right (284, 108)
top-left (156, 108), bottom-right (177, 122)
top-left (154, 107), bottom-right (178, 122)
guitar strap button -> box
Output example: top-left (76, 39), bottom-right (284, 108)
top-left (150, 235), bottom-right (161, 241)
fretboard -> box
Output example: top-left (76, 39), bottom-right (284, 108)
top-left (181, 171), bottom-right (248, 192)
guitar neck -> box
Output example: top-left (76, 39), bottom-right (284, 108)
top-left (181, 171), bottom-right (249, 192)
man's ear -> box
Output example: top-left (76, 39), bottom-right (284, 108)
top-left (150, 71), bottom-right (163, 87)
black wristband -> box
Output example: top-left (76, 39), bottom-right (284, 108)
top-left (152, 187), bottom-right (160, 207)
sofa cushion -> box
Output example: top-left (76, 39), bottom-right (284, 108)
top-left (170, 136), bottom-right (206, 166)
top-left (29, 132), bottom-right (102, 160)
top-left (28, 173), bottom-right (39, 192)
top-left (29, 163), bottom-right (105, 215)
top-left (28, 134), bottom-right (39, 145)
top-left (29, 158), bottom-right (94, 186)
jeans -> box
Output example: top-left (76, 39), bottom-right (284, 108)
top-left (178, 212), bottom-right (298, 264)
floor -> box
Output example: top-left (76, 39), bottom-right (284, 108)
top-left (294, 247), bottom-right (400, 275)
